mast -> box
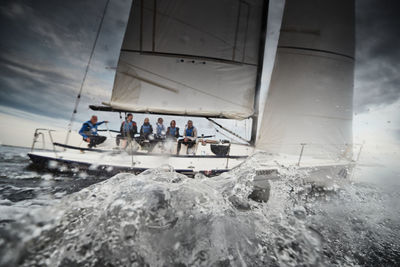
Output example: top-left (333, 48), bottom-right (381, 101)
top-left (250, 0), bottom-right (269, 146)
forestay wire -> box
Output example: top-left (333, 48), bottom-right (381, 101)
top-left (65, 0), bottom-right (110, 145)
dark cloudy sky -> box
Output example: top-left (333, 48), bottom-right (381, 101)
top-left (0, 0), bottom-right (399, 146)
top-left (0, 0), bottom-right (130, 122)
top-left (354, 0), bottom-right (400, 113)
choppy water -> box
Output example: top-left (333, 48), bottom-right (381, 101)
top-left (0, 145), bottom-right (400, 266)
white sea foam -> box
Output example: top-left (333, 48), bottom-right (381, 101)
top-left (0, 148), bottom-right (399, 266)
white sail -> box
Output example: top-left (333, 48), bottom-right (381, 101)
top-left (106, 0), bottom-right (266, 119)
top-left (256, 0), bottom-right (355, 158)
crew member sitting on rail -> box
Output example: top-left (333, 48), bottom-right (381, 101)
top-left (166, 120), bottom-right (180, 140)
top-left (79, 115), bottom-right (108, 148)
top-left (177, 120), bottom-right (197, 155)
top-left (155, 117), bottom-right (166, 139)
top-left (139, 117), bottom-right (153, 140)
top-left (118, 113), bottom-right (137, 148)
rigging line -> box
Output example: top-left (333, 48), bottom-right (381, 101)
top-left (119, 59), bottom-right (251, 108)
top-left (65, 0), bottom-right (110, 145)
top-left (207, 118), bottom-right (249, 144)
top-left (214, 128), bottom-right (249, 146)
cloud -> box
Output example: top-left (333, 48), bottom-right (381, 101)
top-left (354, 0), bottom-right (400, 113)
top-left (0, 0), bottom-right (131, 122)
top-left (0, 54), bottom-right (82, 119)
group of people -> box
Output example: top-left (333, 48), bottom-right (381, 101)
top-left (79, 115), bottom-right (198, 154)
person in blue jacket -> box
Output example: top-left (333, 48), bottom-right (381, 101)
top-left (177, 120), bottom-right (197, 155)
top-left (120, 113), bottom-right (137, 137)
top-left (155, 117), bottom-right (166, 139)
top-left (117, 113), bottom-right (137, 148)
top-left (139, 117), bottom-right (153, 140)
top-left (166, 120), bottom-right (180, 140)
top-left (79, 115), bottom-right (108, 148)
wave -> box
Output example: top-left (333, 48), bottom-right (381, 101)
top-left (1, 154), bottom-right (400, 266)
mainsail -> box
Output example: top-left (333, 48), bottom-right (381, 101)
top-left (256, 0), bottom-right (355, 157)
top-left (104, 0), bottom-right (268, 120)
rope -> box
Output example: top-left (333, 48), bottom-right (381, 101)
top-left (65, 0), bottom-right (110, 145)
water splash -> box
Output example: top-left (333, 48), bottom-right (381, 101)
top-left (1, 151), bottom-right (399, 266)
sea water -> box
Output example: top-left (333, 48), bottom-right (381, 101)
top-left (0, 145), bottom-right (399, 266)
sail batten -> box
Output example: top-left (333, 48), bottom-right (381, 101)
top-left (120, 49), bottom-right (259, 66)
top-left (256, 0), bottom-right (355, 158)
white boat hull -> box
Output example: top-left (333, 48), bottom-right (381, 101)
top-left (28, 146), bottom-right (353, 182)
top-left (28, 148), bottom-right (250, 176)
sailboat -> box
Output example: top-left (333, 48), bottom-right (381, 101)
top-left (28, 0), bottom-right (356, 179)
